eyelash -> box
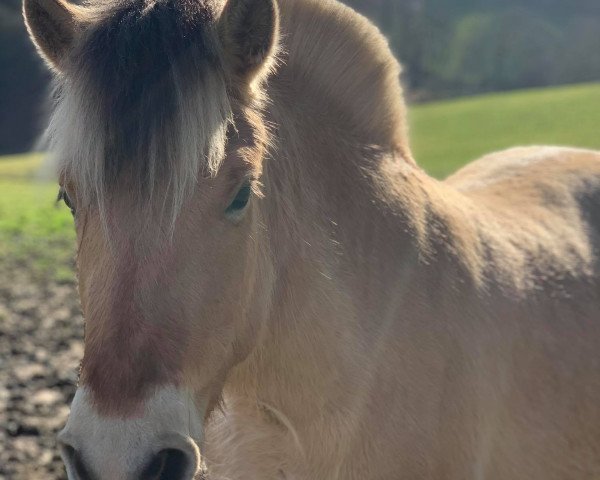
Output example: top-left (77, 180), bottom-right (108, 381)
top-left (57, 188), bottom-right (76, 215)
top-left (225, 180), bottom-right (253, 219)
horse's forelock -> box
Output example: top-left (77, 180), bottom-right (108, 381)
top-left (46, 0), bottom-right (232, 223)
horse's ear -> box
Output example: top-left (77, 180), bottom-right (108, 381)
top-left (218, 0), bottom-right (279, 80)
top-left (23, 0), bottom-right (84, 72)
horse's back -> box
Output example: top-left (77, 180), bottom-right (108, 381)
top-left (446, 146), bottom-right (600, 195)
top-left (445, 146), bottom-right (600, 266)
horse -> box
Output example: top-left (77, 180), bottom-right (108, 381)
top-left (23, 0), bottom-right (600, 478)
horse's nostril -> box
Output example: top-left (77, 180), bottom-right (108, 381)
top-left (60, 442), bottom-right (93, 480)
top-left (142, 448), bottom-right (191, 480)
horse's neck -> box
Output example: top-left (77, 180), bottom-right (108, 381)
top-left (223, 0), bottom-right (482, 435)
top-left (261, 73), bottom-right (476, 307)
top-left (261, 62), bottom-right (433, 265)
top-left (227, 70), bottom-right (477, 430)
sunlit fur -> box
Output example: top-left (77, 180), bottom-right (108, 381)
top-left (23, 0), bottom-right (600, 478)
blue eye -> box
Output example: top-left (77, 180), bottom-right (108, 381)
top-left (226, 181), bottom-right (252, 217)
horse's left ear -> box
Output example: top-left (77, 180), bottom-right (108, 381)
top-left (218, 0), bottom-right (279, 80)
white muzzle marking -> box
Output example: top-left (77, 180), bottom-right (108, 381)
top-left (58, 386), bottom-right (204, 480)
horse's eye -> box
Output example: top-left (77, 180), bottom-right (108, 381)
top-left (225, 180), bottom-right (252, 219)
top-left (57, 188), bottom-right (76, 215)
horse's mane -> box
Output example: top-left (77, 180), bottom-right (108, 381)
top-left (46, 0), bottom-right (231, 220)
top-left (277, 0), bottom-right (412, 161)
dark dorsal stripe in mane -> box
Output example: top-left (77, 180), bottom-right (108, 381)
top-left (71, 0), bottom-right (221, 187)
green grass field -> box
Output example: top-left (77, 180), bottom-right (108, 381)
top-left (1, 82), bottom-right (599, 279)
top-left (410, 82), bottom-right (600, 178)
top-left (0, 153), bottom-right (75, 281)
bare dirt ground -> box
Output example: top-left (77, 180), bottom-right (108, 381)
top-left (0, 265), bottom-right (82, 480)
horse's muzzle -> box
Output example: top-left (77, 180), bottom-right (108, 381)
top-left (58, 386), bottom-right (204, 480)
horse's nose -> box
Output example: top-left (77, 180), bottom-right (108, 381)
top-left (140, 447), bottom-right (197, 480)
top-left (59, 443), bottom-right (91, 480)
top-left (59, 433), bottom-right (200, 480)
top-left (58, 387), bottom-right (204, 480)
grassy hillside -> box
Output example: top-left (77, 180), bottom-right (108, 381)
top-left (1, 82), bottom-right (599, 278)
top-left (410, 82), bottom-right (600, 178)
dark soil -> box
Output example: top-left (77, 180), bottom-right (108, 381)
top-left (0, 267), bottom-right (82, 480)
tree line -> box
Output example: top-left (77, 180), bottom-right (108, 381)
top-left (1, 0), bottom-right (599, 154)
top-left (347, 0), bottom-right (600, 99)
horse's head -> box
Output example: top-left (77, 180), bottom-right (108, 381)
top-left (24, 0), bottom-right (279, 477)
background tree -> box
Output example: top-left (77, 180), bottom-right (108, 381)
top-left (0, 0), bottom-right (598, 155)
top-left (442, 9), bottom-right (562, 94)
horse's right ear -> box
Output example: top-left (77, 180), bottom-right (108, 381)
top-left (23, 0), bottom-right (84, 73)
top-left (218, 0), bottom-right (279, 81)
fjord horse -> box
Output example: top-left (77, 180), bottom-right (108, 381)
top-left (24, 0), bottom-right (600, 478)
